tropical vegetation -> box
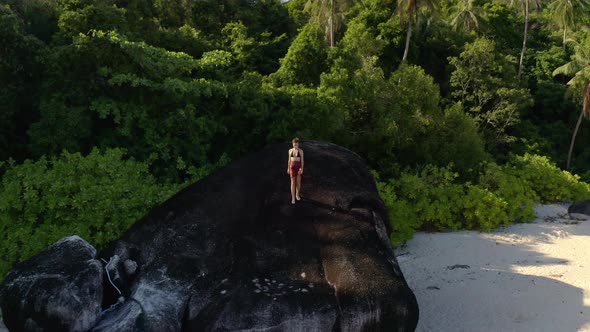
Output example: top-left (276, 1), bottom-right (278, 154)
top-left (2, 0), bottom-right (590, 279)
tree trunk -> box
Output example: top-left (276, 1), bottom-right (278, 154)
top-left (402, 10), bottom-right (413, 63)
top-left (330, 0), bottom-right (334, 47)
top-left (518, 0), bottom-right (528, 80)
top-left (567, 109), bottom-right (585, 170)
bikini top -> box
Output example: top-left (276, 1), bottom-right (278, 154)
top-left (290, 149), bottom-right (301, 160)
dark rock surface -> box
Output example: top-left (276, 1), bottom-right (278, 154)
top-left (0, 236), bottom-right (103, 332)
top-left (568, 200), bottom-right (590, 217)
top-left (0, 141), bottom-right (419, 331)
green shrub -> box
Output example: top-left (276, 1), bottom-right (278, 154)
top-left (462, 184), bottom-right (509, 231)
top-left (398, 165), bottom-right (465, 232)
top-left (478, 162), bottom-right (536, 224)
top-left (375, 165), bottom-right (465, 245)
top-left (375, 173), bottom-right (420, 244)
top-left (506, 154), bottom-right (590, 203)
top-left (0, 148), bottom-right (181, 281)
top-left (375, 156), bottom-right (586, 245)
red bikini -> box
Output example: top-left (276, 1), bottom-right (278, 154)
top-left (290, 149), bottom-right (301, 178)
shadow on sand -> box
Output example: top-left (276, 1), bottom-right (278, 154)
top-left (398, 216), bottom-right (590, 332)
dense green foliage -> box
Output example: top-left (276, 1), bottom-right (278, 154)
top-left (0, 148), bottom-right (181, 279)
top-left (377, 155), bottom-right (590, 243)
top-left (2, 0), bottom-right (590, 279)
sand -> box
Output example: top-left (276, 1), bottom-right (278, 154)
top-left (397, 203), bottom-right (590, 332)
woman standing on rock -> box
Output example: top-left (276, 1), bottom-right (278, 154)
top-left (287, 138), bottom-right (304, 204)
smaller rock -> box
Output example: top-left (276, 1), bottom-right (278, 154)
top-left (568, 200), bottom-right (590, 218)
top-left (0, 236), bottom-right (103, 332)
top-left (123, 259), bottom-right (138, 276)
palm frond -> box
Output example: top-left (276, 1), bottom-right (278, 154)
top-left (468, 11), bottom-right (479, 29)
top-left (553, 61), bottom-right (582, 77)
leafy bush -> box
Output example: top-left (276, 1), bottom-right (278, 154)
top-left (0, 148), bottom-right (181, 281)
top-left (375, 155), bottom-right (589, 245)
top-left (395, 165), bottom-right (465, 232)
top-left (462, 184), bottom-right (509, 231)
top-left (375, 165), bottom-right (465, 245)
top-left (505, 154), bottom-right (590, 202)
top-left (478, 162), bottom-right (536, 224)
top-left (375, 172), bottom-right (420, 244)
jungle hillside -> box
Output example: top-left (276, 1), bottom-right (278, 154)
top-left (2, 0), bottom-right (590, 280)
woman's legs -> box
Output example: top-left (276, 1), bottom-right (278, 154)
top-left (290, 176), bottom-right (296, 204)
top-left (296, 174), bottom-right (301, 200)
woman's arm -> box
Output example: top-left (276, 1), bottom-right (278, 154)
top-left (287, 149), bottom-right (291, 173)
top-left (300, 150), bottom-right (304, 173)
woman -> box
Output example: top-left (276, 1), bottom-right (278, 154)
top-left (287, 138), bottom-right (304, 204)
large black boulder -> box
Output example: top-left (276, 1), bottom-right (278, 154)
top-left (1, 141), bottom-right (418, 331)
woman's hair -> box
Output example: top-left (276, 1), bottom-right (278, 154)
top-left (292, 137), bottom-right (300, 143)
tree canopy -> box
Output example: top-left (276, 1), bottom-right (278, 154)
top-left (3, 0), bottom-right (590, 278)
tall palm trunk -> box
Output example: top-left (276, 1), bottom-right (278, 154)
top-left (402, 10), bottom-right (413, 63)
top-left (518, 0), bottom-right (528, 80)
top-left (567, 110), bottom-right (584, 170)
top-left (567, 81), bottom-right (590, 170)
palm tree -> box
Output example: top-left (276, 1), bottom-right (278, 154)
top-left (304, 0), bottom-right (356, 47)
top-left (566, 80), bottom-right (590, 170)
top-left (553, 35), bottom-right (590, 94)
top-left (553, 35), bottom-right (590, 169)
top-left (451, 0), bottom-right (484, 32)
top-left (509, 0), bottom-right (541, 80)
top-left (549, 0), bottom-right (590, 50)
top-left (396, 0), bottom-right (437, 63)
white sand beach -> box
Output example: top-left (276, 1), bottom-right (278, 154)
top-left (397, 204), bottom-right (590, 332)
